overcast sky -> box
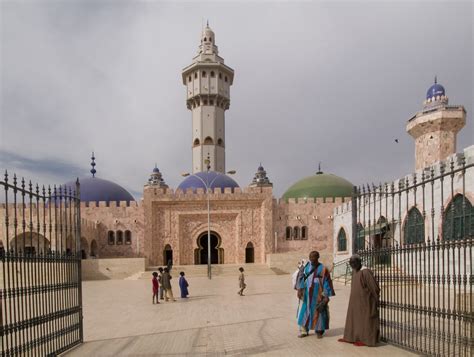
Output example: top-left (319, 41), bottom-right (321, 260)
top-left (1, 0), bottom-right (473, 199)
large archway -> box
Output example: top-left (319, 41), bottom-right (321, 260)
top-left (195, 232), bottom-right (222, 264)
top-left (9, 232), bottom-right (50, 254)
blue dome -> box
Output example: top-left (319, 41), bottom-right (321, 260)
top-left (426, 83), bottom-right (445, 99)
top-left (153, 167), bottom-right (160, 173)
top-left (60, 177), bottom-right (135, 204)
top-left (178, 171), bottom-right (239, 193)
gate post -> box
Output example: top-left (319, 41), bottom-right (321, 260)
top-left (76, 178), bottom-right (84, 343)
top-left (351, 185), bottom-right (358, 254)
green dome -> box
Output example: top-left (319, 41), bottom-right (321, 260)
top-left (282, 172), bottom-right (353, 200)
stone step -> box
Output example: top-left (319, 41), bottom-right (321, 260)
top-left (139, 263), bottom-right (277, 279)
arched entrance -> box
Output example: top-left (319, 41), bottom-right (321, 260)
top-left (245, 242), bottom-right (254, 263)
top-left (163, 244), bottom-right (173, 265)
top-left (195, 232), bottom-right (223, 264)
top-left (90, 240), bottom-right (98, 258)
top-left (10, 232), bottom-right (50, 254)
top-left (80, 237), bottom-right (89, 259)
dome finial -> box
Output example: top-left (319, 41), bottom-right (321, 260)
top-left (90, 152), bottom-right (96, 178)
top-left (207, 19), bottom-right (209, 27)
top-left (434, 75), bottom-right (437, 84)
top-left (317, 162), bottom-right (323, 174)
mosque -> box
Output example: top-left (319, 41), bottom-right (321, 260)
top-left (1, 25), bottom-right (471, 269)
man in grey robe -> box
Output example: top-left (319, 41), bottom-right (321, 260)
top-left (341, 254), bottom-right (380, 347)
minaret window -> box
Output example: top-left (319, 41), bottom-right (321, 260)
top-left (193, 138), bottom-right (200, 146)
top-left (194, 72), bottom-right (198, 79)
top-left (204, 37), bottom-right (207, 41)
top-left (210, 100), bottom-right (214, 105)
top-left (202, 71), bottom-right (207, 77)
top-left (204, 136), bottom-right (214, 145)
top-left (219, 73), bottom-right (222, 79)
top-left (188, 76), bottom-right (191, 82)
top-left (225, 76), bottom-right (228, 82)
top-left (217, 138), bottom-right (223, 146)
top-left (211, 71), bottom-right (215, 78)
top-left (203, 99), bottom-right (208, 105)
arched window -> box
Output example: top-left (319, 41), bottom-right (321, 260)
top-left (293, 226), bottom-right (300, 240)
top-left (193, 138), bottom-right (200, 146)
top-left (203, 99), bottom-right (208, 105)
top-left (203, 136), bottom-right (214, 145)
top-left (301, 226), bottom-right (308, 240)
top-left (355, 223), bottom-right (365, 251)
top-left (210, 71), bottom-right (215, 78)
top-left (337, 228), bottom-right (347, 251)
top-left (125, 230), bottom-right (132, 245)
top-left (217, 138), bottom-right (223, 146)
top-left (202, 71), bottom-right (207, 78)
top-left (209, 37), bottom-right (212, 42)
top-left (194, 72), bottom-right (198, 79)
top-left (204, 37), bottom-right (207, 41)
top-left (188, 76), bottom-right (191, 82)
top-left (219, 73), bottom-right (222, 79)
top-left (108, 231), bottom-right (115, 245)
top-left (443, 194), bottom-right (474, 241)
top-left (210, 100), bottom-right (214, 105)
top-left (286, 227), bottom-right (292, 240)
top-left (116, 230), bottom-right (123, 245)
top-left (224, 76), bottom-right (228, 82)
top-left (404, 207), bottom-right (424, 244)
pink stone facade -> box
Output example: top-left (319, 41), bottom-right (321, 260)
top-left (0, 187), bottom-right (347, 267)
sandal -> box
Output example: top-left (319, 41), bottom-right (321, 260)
top-left (298, 333), bottom-right (308, 338)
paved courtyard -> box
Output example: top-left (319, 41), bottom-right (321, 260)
top-left (66, 273), bottom-right (415, 356)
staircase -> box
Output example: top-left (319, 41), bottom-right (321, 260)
top-left (139, 263), bottom-right (277, 279)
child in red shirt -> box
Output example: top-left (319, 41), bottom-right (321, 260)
top-left (152, 272), bottom-right (160, 304)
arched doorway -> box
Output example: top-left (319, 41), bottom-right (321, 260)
top-left (163, 244), bottom-right (173, 266)
top-left (10, 232), bottom-right (50, 255)
top-left (245, 242), bottom-right (254, 263)
top-left (196, 232), bottom-right (222, 264)
top-left (80, 237), bottom-right (89, 259)
top-left (90, 240), bottom-right (98, 258)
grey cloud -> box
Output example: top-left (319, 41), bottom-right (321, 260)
top-left (1, 1), bottom-right (472, 198)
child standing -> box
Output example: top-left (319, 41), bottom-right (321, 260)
top-left (179, 271), bottom-right (189, 298)
top-left (158, 267), bottom-right (164, 300)
top-left (238, 267), bottom-right (246, 296)
top-left (152, 272), bottom-right (160, 304)
top-left (161, 268), bottom-right (176, 302)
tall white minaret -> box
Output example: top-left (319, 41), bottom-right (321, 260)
top-left (182, 23), bottom-right (234, 173)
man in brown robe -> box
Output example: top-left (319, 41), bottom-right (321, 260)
top-left (341, 254), bottom-right (380, 347)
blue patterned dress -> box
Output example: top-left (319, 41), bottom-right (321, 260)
top-left (297, 262), bottom-right (335, 333)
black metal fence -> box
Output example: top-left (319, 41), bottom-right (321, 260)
top-left (1, 172), bottom-right (83, 356)
top-left (352, 157), bottom-right (473, 356)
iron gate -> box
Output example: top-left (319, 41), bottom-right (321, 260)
top-left (352, 157), bottom-right (473, 356)
top-left (1, 172), bottom-right (83, 356)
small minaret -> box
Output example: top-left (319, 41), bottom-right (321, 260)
top-left (406, 78), bottom-right (466, 170)
top-left (182, 23), bottom-right (234, 173)
top-left (249, 164), bottom-right (273, 187)
top-left (146, 165), bottom-right (168, 188)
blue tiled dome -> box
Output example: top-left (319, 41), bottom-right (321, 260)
top-left (426, 83), bottom-right (445, 99)
top-left (61, 177), bottom-right (135, 204)
top-left (178, 171), bottom-right (239, 193)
